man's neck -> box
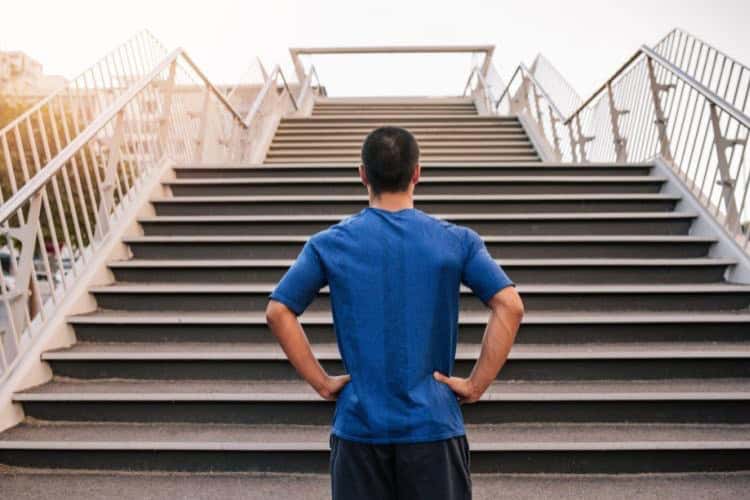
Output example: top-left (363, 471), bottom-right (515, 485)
top-left (369, 191), bottom-right (414, 212)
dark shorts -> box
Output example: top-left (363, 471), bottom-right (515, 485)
top-left (329, 434), bottom-right (471, 500)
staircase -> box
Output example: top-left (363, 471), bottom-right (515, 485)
top-left (2, 96), bottom-right (750, 496)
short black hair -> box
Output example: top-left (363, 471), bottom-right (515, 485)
top-left (361, 126), bottom-right (420, 195)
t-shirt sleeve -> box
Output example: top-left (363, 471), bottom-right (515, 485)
top-left (268, 239), bottom-right (328, 315)
top-left (461, 228), bottom-right (514, 304)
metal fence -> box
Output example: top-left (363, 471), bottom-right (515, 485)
top-left (491, 30), bottom-right (750, 251)
top-left (0, 38), bottom-right (266, 379)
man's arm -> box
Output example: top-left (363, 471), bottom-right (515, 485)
top-left (434, 286), bottom-right (524, 403)
top-left (266, 300), bottom-right (350, 400)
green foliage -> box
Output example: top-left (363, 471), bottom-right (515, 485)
top-left (0, 94), bottom-right (101, 252)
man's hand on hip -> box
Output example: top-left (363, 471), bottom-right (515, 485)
top-left (434, 287), bottom-right (524, 405)
top-left (316, 374), bottom-right (352, 401)
top-left (433, 372), bottom-right (481, 404)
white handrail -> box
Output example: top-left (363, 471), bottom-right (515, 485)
top-left (0, 38), bottom-right (264, 380)
top-left (497, 28), bottom-right (750, 252)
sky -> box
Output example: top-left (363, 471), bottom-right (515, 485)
top-left (2, 0), bottom-right (749, 98)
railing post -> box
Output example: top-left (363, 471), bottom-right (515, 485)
top-left (510, 76), bottom-right (531, 114)
top-left (606, 82), bottom-right (629, 162)
top-left (547, 107), bottom-right (563, 160)
top-left (646, 56), bottom-right (675, 163)
top-left (95, 110), bottom-right (126, 240)
top-left (708, 103), bottom-right (746, 229)
top-left (158, 60), bottom-right (177, 150)
top-left (531, 87), bottom-right (544, 126)
top-left (2, 191), bottom-right (43, 344)
top-left (574, 115), bottom-right (594, 163)
top-left (193, 86), bottom-right (211, 161)
top-left (566, 122), bottom-right (579, 163)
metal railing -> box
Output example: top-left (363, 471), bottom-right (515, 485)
top-left (495, 63), bottom-right (569, 160)
top-left (495, 30), bottom-right (750, 250)
top-left (297, 64), bottom-right (326, 109)
top-left (236, 64), bottom-right (299, 163)
top-left (526, 54), bottom-right (582, 118)
top-left (462, 65), bottom-right (494, 114)
top-left (0, 40), bottom-right (254, 379)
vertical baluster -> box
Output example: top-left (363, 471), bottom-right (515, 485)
top-left (47, 101), bottom-right (86, 261)
top-left (194, 87), bottom-right (211, 161)
top-left (606, 83), bottom-right (629, 162)
top-left (95, 111), bottom-right (126, 240)
top-left (645, 57), bottom-right (675, 163)
top-left (36, 109), bottom-right (73, 288)
top-left (59, 94), bottom-right (95, 244)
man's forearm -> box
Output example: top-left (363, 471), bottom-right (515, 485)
top-left (266, 302), bottom-right (330, 391)
top-left (467, 300), bottom-right (522, 397)
top-left (266, 300), bottom-right (350, 400)
top-left (434, 287), bottom-right (523, 403)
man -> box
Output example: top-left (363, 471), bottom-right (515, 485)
top-left (265, 126), bottom-right (524, 500)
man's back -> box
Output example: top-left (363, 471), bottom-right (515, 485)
top-left (269, 206), bottom-right (512, 443)
top-left (265, 125), bottom-right (523, 499)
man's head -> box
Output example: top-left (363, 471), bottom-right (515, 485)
top-left (360, 126), bottom-right (420, 196)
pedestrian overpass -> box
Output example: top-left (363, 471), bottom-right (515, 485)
top-left (0, 28), bottom-right (749, 496)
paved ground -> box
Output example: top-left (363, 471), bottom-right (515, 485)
top-left (1, 469), bottom-right (749, 499)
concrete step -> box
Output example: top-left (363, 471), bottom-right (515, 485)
top-left (2, 469), bottom-right (749, 500)
top-left (310, 111), bottom-right (481, 117)
top-left (264, 150), bottom-right (540, 160)
top-left (108, 256), bottom-right (728, 284)
top-left (41, 341), bottom-right (750, 381)
top-left (2, 469), bottom-right (748, 500)
top-left (87, 282), bottom-right (750, 313)
top-left (279, 115), bottom-right (518, 124)
top-left (15, 378), bottom-right (750, 424)
top-left (164, 176), bottom-right (667, 196)
top-left (267, 146), bottom-right (537, 155)
top-left (150, 193), bottom-right (682, 215)
top-left (269, 140), bottom-right (533, 149)
top-left (271, 133), bottom-right (528, 143)
top-left (121, 235), bottom-right (715, 260)
top-left (313, 97), bottom-right (473, 105)
top-left (312, 103), bottom-right (477, 109)
top-left (1, 422), bottom-right (749, 474)
top-left (313, 106), bottom-right (477, 111)
top-left (263, 155), bottom-right (542, 164)
top-left (137, 212), bottom-right (696, 237)
top-left (67, 310), bottom-right (750, 345)
top-left (172, 163), bottom-right (654, 179)
top-left (274, 126), bottom-right (526, 134)
top-left (313, 104), bottom-right (477, 109)
top-left (174, 163), bottom-right (653, 179)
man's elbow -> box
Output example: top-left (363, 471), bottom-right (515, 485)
top-left (490, 286), bottom-right (525, 321)
top-left (265, 300), bottom-right (292, 327)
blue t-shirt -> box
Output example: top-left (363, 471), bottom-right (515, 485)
top-left (268, 206), bottom-right (513, 444)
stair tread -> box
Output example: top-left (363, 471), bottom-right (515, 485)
top-left (164, 175), bottom-right (666, 185)
top-left (1, 470), bottom-right (747, 500)
top-left (267, 149), bottom-right (538, 155)
top-left (88, 283), bottom-right (750, 294)
top-left (66, 310), bottom-right (750, 325)
top-left (15, 378), bottom-right (750, 400)
top-left (2, 422), bottom-right (749, 449)
top-left (137, 212), bottom-right (697, 222)
top-left (271, 141), bottom-right (531, 147)
top-left (150, 193), bottom-right (682, 202)
top-left (174, 162), bottom-right (653, 169)
top-left (107, 257), bottom-right (732, 268)
top-left (122, 235), bottom-right (714, 243)
top-left (42, 341), bottom-right (750, 360)
top-left (281, 115), bottom-right (517, 121)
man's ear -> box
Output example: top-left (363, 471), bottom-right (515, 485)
top-left (358, 164), bottom-right (368, 186)
top-left (411, 163), bottom-right (421, 186)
